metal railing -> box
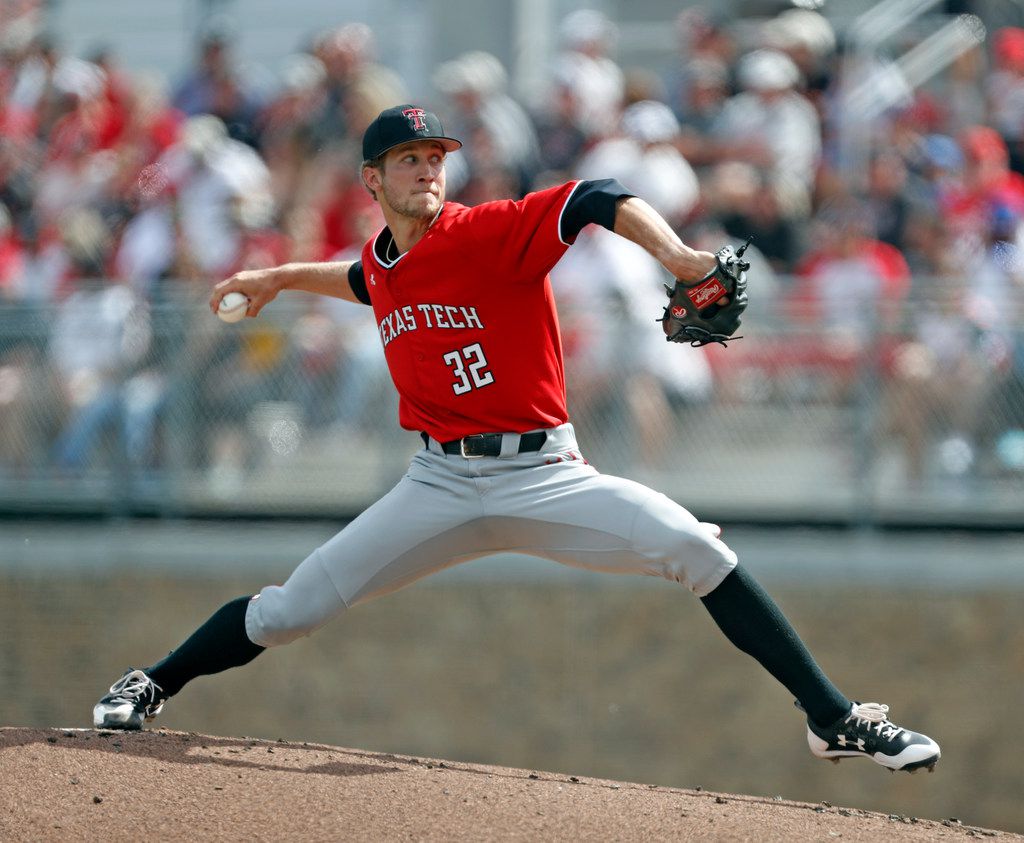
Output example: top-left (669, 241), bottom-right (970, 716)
top-left (0, 280), bottom-right (1021, 525)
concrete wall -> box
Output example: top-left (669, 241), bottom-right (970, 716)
top-left (2, 522), bottom-right (1023, 831)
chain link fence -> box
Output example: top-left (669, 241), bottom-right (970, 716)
top-left (0, 279), bottom-right (1021, 525)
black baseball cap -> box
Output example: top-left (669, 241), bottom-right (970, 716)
top-left (361, 104), bottom-right (462, 161)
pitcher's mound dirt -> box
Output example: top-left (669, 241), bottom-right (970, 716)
top-left (0, 727), bottom-right (1014, 841)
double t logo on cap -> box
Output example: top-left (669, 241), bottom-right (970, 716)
top-left (402, 107), bottom-right (428, 131)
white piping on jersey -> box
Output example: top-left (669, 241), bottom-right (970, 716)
top-left (556, 180), bottom-right (585, 247)
top-left (371, 204), bottom-right (445, 270)
top-left (371, 228), bottom-right (404, 269)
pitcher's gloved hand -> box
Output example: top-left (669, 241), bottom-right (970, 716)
top-left (660, 239), bottom-right (751, 347)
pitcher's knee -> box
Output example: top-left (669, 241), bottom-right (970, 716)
top-left (244, 583), bottom-right (346, 648)
top-left (657, 536), bottom-right (736, 595)
top-left (633, 494), bottom-right (737, 595)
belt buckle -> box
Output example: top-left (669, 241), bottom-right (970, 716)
top-left (459, 434), bottom-right (488, 459)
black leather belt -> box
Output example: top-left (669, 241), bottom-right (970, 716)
top-left (423, 431), bottom-right (548, 458)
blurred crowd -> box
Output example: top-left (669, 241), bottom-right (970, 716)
top-left (0, 5), bottom-right (1022, 489)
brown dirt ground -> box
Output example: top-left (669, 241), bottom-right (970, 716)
top-left (0, 728), bottom-right (1016, 842)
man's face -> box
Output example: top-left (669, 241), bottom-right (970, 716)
top-left (365, 141), bottom-right (447, 221)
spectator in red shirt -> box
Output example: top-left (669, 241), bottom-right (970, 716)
top-left (0, 203), bottom-right (26, 297)
top-left (944, 126), bottom-right (1024, 244)
top-left (790, 201), bottom-right (911, 388)
top-left (796, 201), bottom-right (910, 307)
top-left (987, 27), bottom-right (1024, 174)
top-left (317, 156), bottom-right (380, 257)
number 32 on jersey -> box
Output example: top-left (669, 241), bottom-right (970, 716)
top-left (443, 342), bottom-right (494, 395)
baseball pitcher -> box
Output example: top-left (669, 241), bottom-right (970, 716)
top-left (94, 105), bottom-right (939, 773)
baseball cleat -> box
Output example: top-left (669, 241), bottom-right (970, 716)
top-left (93, 669), bottom-right (165, 730)
top-left (802, 701), bottom-right (940, 772)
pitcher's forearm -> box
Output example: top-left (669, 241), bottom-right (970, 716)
top-left (613, 197), bottom-right (715, 282)
top-left (211, 260), bottom-right (360, 317)
top-left (273, 261), bottom-right (357, 299)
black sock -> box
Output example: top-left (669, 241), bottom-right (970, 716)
top-left (145, 596), bottom-right (265, 699)
top-left (700, 565), bottom-right (850, 727)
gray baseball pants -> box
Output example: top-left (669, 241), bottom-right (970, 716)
top-left (245, 423), bottom-right (737, 648)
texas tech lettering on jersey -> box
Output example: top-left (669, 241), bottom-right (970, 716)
top-left (378, 303), bottom-right (485, 348)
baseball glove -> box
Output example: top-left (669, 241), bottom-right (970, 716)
top-left (660, 240), bottom-right (751, 347)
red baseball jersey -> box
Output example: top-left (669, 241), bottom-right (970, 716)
top-left (360, 181), bottom-right (583, 441)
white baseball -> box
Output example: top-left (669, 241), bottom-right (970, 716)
top-left (217, 291), bottom-right (249, 323)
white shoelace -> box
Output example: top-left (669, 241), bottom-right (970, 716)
top-left (109, 670), bottom-right (162, 702)
top-left (847, 702), bottom-right (904, 741)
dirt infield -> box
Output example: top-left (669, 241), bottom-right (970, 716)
top-left (0, 728), bottom-right (1015, 842)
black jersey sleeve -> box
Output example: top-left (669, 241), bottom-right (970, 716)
top-left (347, 260), bottom-right (371, 305)
top-left (559, 179), bottom-right (635, 243)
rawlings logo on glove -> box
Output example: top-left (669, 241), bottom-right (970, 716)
top-left (660, 239), bottom-right (751, 347)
